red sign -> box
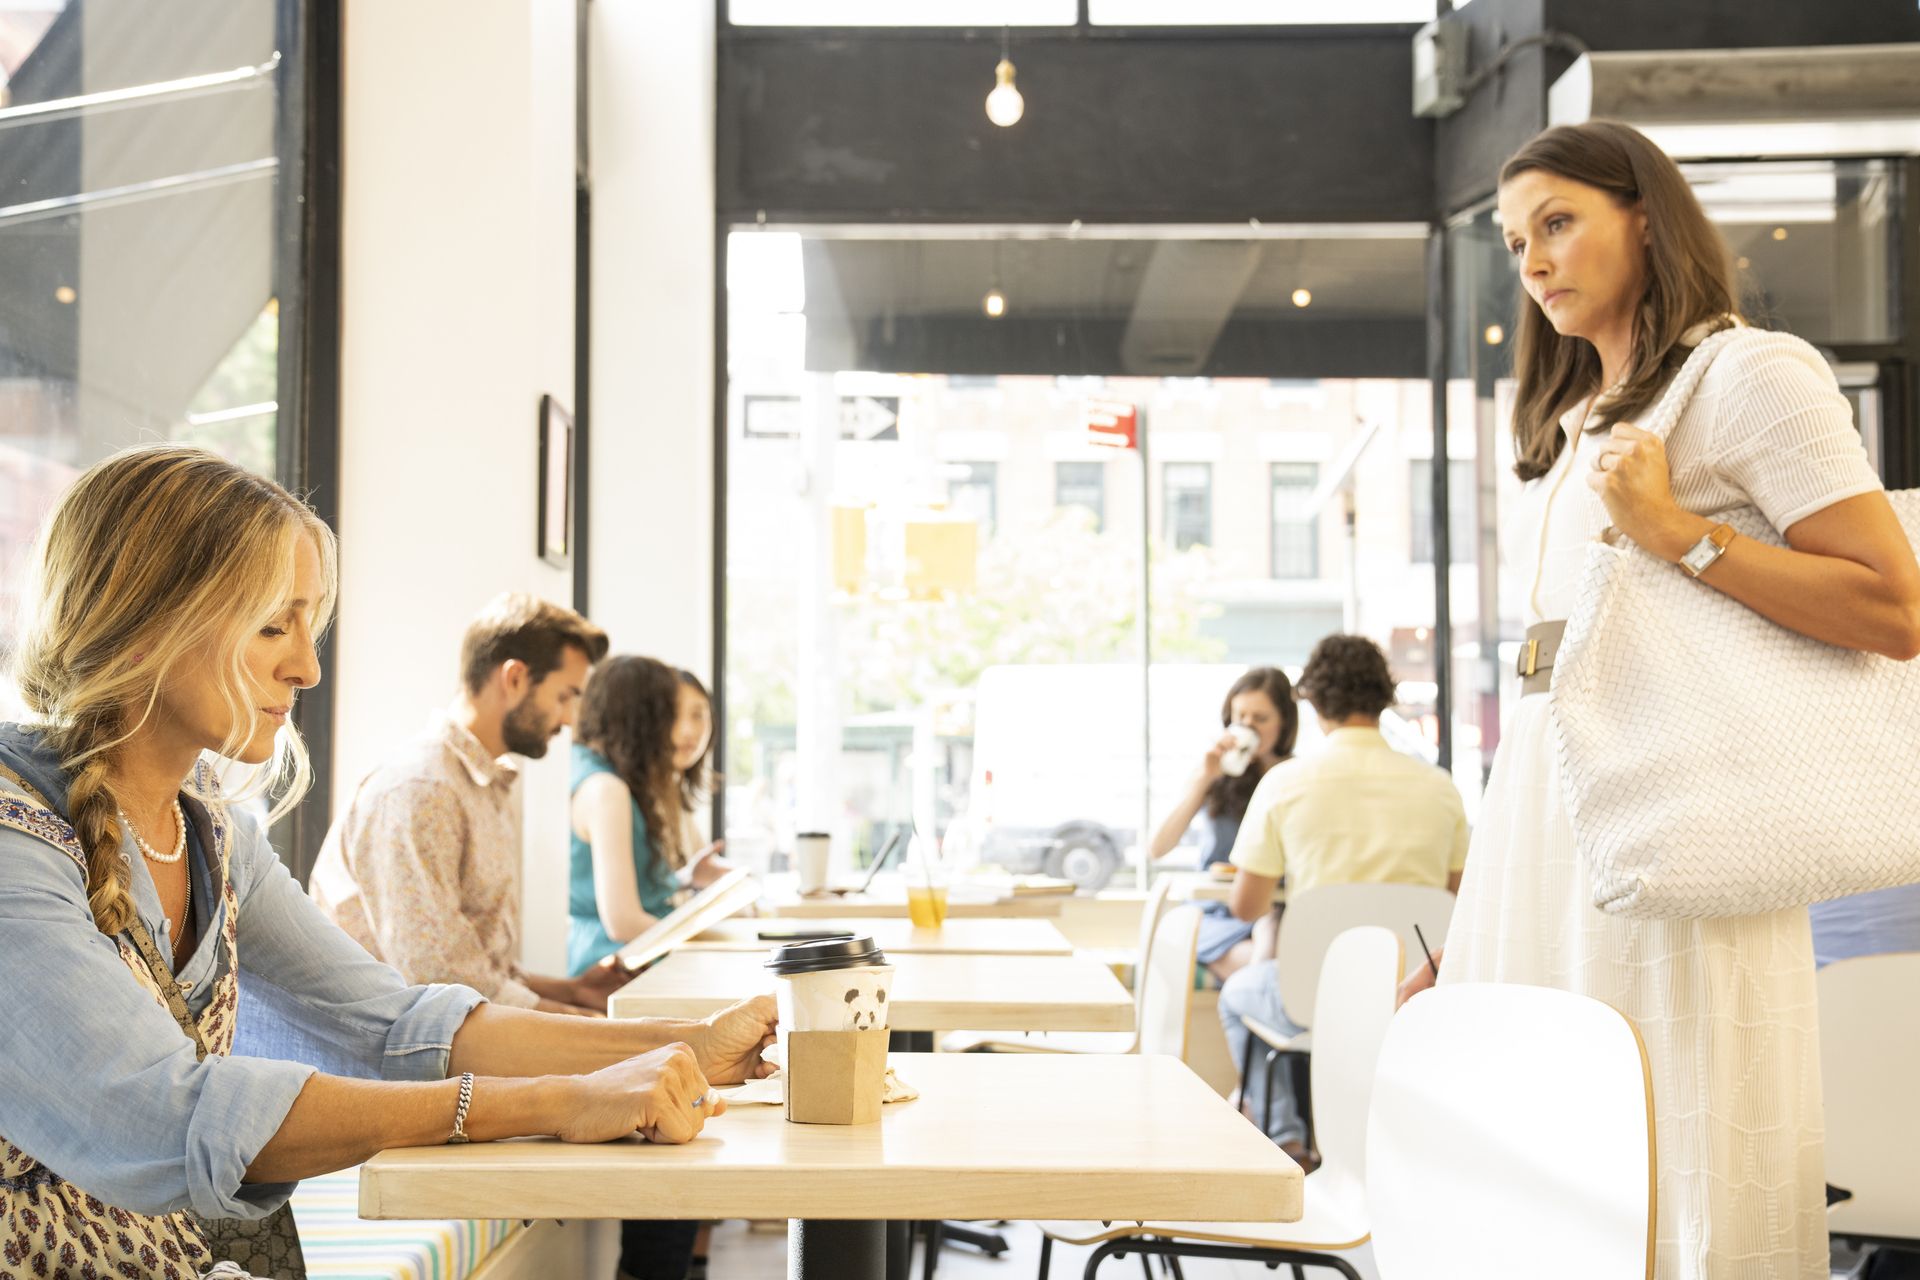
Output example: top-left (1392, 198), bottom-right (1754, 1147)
top-left (1085, 401), bottom-right (1139, 450)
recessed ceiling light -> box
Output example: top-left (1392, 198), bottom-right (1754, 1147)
top-left (1771, 227), bottom-right (1789, 241)
top-left (1483, 324), bottom-right (1504, 345)
top-left (983, 288), bottom-right (1007, 318)
top-left (1291, 288), bottom-right (1312, 309)
top-left (53, 286), bottom-right (76, 305)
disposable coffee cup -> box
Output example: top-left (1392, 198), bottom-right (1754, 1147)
top-left (794, 831), bottom-right (832, 894)
top-left (765, 936), bottom-right (893, 1033)
top-left (765, 936), bottom-right (893, 1125)
top-left (1220, 723), bottom-right (1261, 777)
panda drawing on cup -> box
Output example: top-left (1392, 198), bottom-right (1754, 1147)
top-left (843, 982), bottom-right (888, 1031)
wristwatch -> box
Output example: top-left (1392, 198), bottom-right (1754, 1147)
top-left (1680, 522), bottom-right (1736, 579)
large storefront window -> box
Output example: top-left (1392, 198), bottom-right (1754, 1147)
top-left (722, 225), bottom-right (1456, 890)
top-left (0, 2), bottom-right (294, 715)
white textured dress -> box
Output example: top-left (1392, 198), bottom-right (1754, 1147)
top-left (1441, 328), bottom-right (1882, 1280)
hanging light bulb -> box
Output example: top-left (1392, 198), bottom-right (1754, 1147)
top-left (983, 287), bottom-right (1007, 318)
top-left (986, 57), bottom-right (1024, 127)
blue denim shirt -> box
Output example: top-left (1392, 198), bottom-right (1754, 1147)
top-left (0, 725), bottom-right (487, 1220)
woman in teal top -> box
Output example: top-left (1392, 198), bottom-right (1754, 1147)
top-left (567, 656), bottom-right (728, 974)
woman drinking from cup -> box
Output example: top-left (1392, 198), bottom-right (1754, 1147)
top-left (1148, 667), bottom-right (1298, 981)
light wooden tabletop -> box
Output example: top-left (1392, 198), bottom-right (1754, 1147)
top-left (360, 1053), bottom-right (1301, 1224)
top-left (757, 873), bottom-right (1066, 919)
top-left (683, 917), bottom-right (1073, 956)
top-left (609, 949), bottom-right (1133, 1032)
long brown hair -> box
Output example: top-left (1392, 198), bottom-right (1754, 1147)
top-left (11, 445), bottom-right (337, 937)
top-left (1502, 121), bottom-right (1740, 481)
top-left (576, 655), bottom-right (712, 875)
top-left (1205, 666), bottom-right (1298, 822)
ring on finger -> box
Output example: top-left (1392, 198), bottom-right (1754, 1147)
top-left (690, 1094), bottom-right (706, 1109)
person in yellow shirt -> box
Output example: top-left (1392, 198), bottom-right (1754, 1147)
top-left (1219, 634), bottom-right (1467, 1158)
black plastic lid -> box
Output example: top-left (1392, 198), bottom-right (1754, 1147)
top-left (763, 934), bottom-right (888, 975)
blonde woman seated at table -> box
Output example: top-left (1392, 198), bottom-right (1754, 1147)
top-left (568, 656), bottom-right (733, 976)
top-left (1146, 666), bottom-right (1298, 981)
top-left (0, 446), bottom-right (775, 1279)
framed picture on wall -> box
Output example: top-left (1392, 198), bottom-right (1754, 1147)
top-left (537, 394), bottom-right (574, 569)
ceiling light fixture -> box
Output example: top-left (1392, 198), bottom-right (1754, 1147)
top-left (53, 285), bottom-right (76, 305)
top-left (1291, 288), bottom-right (1313, 308)
top-left (1771, 226), bottom-right (1789, 241)
top-left (1483, 324), bottom-right (1505, 345)
top-left (986, 27), bottom-right (1024, 127)
top-left (983, 287), bottom-right (1007, 318)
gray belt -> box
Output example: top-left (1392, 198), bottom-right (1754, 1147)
top-left (1518, 619), bottom-right (1567, 696)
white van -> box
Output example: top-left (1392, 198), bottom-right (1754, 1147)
top-left (966, 662), bottom-right (1441, 889)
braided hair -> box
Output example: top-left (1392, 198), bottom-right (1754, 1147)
top-left (10, 445), bottom-right (336, 936)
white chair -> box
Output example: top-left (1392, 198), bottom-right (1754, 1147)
top-left (942, 875), bottom-right (1178, 1055)
top-left (1820, 951), bottom-right (1920, 1248)
top-left (1035, 924), bottom-right (1404, 1280)
top-left (1240, 880), bottom-right (1455, 1140)
top-left (1367, 983), bottom-right (1655, 1280)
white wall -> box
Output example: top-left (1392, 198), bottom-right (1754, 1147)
top-left (587, 0), bottom-right (717, 676)
top-left (336, 0), bottom-right (579, 974)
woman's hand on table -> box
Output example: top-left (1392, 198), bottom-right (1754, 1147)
top-left (559, 1042), bottom-right (724, 1145)
top-left (690, 994), bottom-right (780, 1083)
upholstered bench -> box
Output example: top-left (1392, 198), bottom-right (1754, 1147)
top-left (291, 1168), bottom-right (594, 1280)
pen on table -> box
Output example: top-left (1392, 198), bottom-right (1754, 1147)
top-left (1413, 923), bottom-right (1438, 983)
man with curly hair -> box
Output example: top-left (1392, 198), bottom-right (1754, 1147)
top-left (1217, 633), bottom-right (1468, 1162)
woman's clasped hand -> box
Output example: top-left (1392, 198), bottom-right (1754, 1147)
top-left (560, 1042), bottom-right (727, 1145)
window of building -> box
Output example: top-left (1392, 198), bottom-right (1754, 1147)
top-left (1269, 462), bottom-right (1319, 579)
top-left (1054, 460), bottom-right (1106, 531)
top-left (1409, 458), bottom-right (1475, 565)
top-left (947, 461), bottom-right (998, 538)
top-left (1162, 462), bottom-right (1211, 551)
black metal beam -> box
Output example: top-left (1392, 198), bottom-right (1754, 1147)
top-left (718, 31), bottom-right (1436, 224)
top-left (805, 313), bottom-right (1428, 380)
top-left (274, 0), bottom-right (343, 883)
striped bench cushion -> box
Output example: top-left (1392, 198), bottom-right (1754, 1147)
top-left (290, 1168), bottom-right (518, 1280)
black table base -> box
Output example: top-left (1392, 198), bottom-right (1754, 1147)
top-left (789, 1219), bottom-right (887, 1280)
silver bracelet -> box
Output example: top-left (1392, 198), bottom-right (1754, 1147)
top-left (448, 1072), bottom-right (475, 1144)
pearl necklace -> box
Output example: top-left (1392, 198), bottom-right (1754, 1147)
top-left (119, 800), bottom-right (187, 865)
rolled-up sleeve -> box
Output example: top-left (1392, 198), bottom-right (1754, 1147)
top-left (228, 807), bottom-right (486, 1083)
top-left (0, 831), bottom-right (314, 1219)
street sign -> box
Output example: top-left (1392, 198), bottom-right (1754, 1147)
top-left (1085, 401), bottom-right (1138, 450)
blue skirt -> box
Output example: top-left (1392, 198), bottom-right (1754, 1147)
top-left (1194, 901), bottom-right (1253, 966)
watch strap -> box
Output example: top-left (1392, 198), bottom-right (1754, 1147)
top-left (1681, 522), bottom-right (1737, 578)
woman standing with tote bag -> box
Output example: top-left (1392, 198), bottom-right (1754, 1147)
top-left (1400, 122), bottom-right (1920, 1279)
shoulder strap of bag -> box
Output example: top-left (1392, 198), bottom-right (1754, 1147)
top-left (1642, 325), bottom-right (1747, 444)
top-left (0, 759), bottom-right (211, 1062)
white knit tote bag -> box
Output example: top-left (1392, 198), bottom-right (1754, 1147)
top-left (1551, 327), bottom-right (1920, 918)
